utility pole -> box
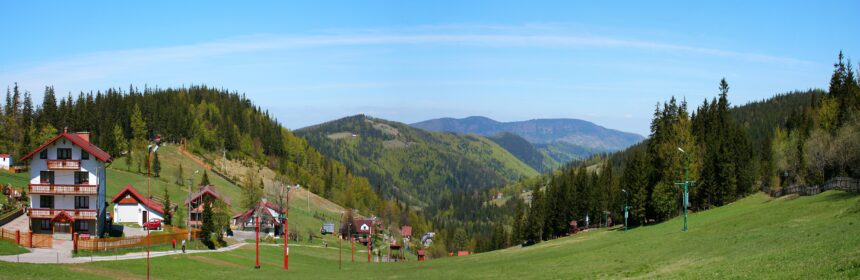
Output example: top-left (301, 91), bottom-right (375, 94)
top-left (186, 170), bottom-right (199, 241)
top-left (339, 212), bottom-right (343, 270)
top-left (284, 183), bottom-right (289, 271)
top-left (255, 215), bottom-right (261, 269)
top-left (621, 189), bottom-right (629, 232)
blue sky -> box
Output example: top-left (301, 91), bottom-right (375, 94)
top-left (1, 1), bottom-right (858, 136)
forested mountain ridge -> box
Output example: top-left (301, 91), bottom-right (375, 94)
top-left (0, 85), bottom-right (386, 215)
top-left (411, 116), bottom-right (644, 150)
top-left (486, 132), bottom-right (557, 172)
top-left (296, 115), bottom-right (538, 207)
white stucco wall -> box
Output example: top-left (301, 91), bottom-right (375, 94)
top-left (0, 157), bottom-right (10, 169)
top-left (113, 203), bottom-right (164, 226)
top-left (29, 140), bottom-right (103, 185)
top-left (27, 138), bottom-right (105, 214)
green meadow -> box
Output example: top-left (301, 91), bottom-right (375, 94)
top-left (1, 191), bottom-right (858, 279)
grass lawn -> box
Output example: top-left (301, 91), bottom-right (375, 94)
top-left (0, 239), bottom-right (27, 256)
top-left (0, 191), bottom-right (857, 279)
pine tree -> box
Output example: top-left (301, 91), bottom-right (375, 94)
top-left (175, 163), bottom-right (185, 186)
top-left (162, 187), bottom-right (172, 225)
top-left (130, 104), bottom-right (147, 173)
top-left (201, 170), bottom-right (211, 187)
top-left (152, 152), bottom-right (162, 177)
top-left (511, 200), bottom-right (525, 245)
top-left (621, 149), bottom-right (650, 225)
top-left (111, 124), bottom-right (127, 159)
top-left (524, 186), bottom-right (544, 244)
top-left (200, 200), bottom-right (214, 247)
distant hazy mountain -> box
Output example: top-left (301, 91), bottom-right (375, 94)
top-left (411, 116), bottom-right (645, 155)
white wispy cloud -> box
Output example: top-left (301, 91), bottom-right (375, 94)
top-left (0, 25), bottom-right (810, 91)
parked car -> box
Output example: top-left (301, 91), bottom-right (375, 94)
top-left (143, 218), bottom-right (162, 230)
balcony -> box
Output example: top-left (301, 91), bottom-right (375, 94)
top-left (28, 208), bottom-right (98, 220)
top-left (29, 184), bottom-right (97, 195)
top-left (47, 159), bottom-right (81, 170)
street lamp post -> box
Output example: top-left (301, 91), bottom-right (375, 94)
top-left (186, 170), bottom-right (199, 241)
top-left (621, 189), bottom-right (629, 232)
top-left (677, 147), bottom-right (692, 232)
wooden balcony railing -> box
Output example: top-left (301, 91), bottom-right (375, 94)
top-left (46, 160), bottom-right (81, 170)
top-left (29, 184), bottom-right (97, 195)
top-left (28, 208), bottom-right (97, 220)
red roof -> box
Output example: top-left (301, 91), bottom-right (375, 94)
top-left (185, 185), bottom-right (232, 206)
top-left (20, 132), bottom-right (112, 162)
top-left (0, 154), bottom-right (10, 158)
top-left (231, 200), bottom-right (283, 221)
top-left (401, 226), bottom-right (412, 237)
top-left (111, 184), bottom-right (164, 215)
top-left (354, 219), bottom-right (376, 234)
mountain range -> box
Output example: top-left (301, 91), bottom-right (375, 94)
top-left (411, 116), bottom-right (645, 164)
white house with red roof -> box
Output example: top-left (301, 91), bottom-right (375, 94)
top-left (111, 185), bottom-right (165, 227)
top-left (231, 198), bottom-right (283, 236)
top-left (0, 154), bottom-right (11, 170)
top-left (19, 129), bottom-right (112, 238)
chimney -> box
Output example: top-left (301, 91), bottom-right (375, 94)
top-left (76, 132), bottom-right (90, 142)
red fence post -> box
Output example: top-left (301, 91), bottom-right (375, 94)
top-left (16, 230), bottom-right (20, 244)
top-left (74, 233), bottom-right (78, 253)
top-left (29, 231), bottom-right (33, 248)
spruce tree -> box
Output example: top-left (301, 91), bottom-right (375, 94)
top-left (152, 152), bottom-right (161, 177)
top-left (162, 188), bottom-right (172, 225)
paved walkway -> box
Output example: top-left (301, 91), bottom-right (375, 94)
top-left (0, 241), bottom-right (247, 264)
top-left (0, 213), bottom-right (28, 232)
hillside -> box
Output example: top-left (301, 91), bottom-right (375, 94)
top-left (0, 144), bottom-right (348, 237)
top-left (2, 191), bottom-right (857, 279)
top-left (296, 115), bottom-right (539, 206)
top-left (486, 132), bottom-right (556, 172)
top-left (411, 116), bottom-right (644, 156)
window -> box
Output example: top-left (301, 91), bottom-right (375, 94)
top-left (75, 196), bottom-right (89, 209)
top-left (76, 220), bottom-right (89, 231)
top-left (57, 148), bottom-right (72, 160)
top-left (81, 150), bottom-right (89, 160)
top-left (40, 195), bottom-right (54, 208)
top-left (75, 172), bottom-right (89, 184)
top-left (39, 149), bottom-right (48, 159)
top-left (40, 219), bottom-right (51, 230)
top-left (39, 171), bottom-right (55, 184)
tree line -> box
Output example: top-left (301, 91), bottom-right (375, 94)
top-left (0, 85), bottom-right (383, 215)
top-left (489, 52), bottom-right (860, 249)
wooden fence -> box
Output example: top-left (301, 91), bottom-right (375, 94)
top-left (76, 227), bottom-right (198, 252)
top-left (0, 228), bottom-right (52, 248)
top-left (768, 177), bottom-right (860, 197)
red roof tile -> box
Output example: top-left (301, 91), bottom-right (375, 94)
top-left (111, 184), bottom-right (165, 215)
top-left (20, 132), bottom-right (112, 162)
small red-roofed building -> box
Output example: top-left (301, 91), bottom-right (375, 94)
top-left (111, 184), bottom-right (165, 227)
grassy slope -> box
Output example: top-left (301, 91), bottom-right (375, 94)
top-left (106, 144), bottom-right (245, 213)
top-left (1, 191), bottom-right (857, 279)
top-left (0, 239), bottom-right (27, 256)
